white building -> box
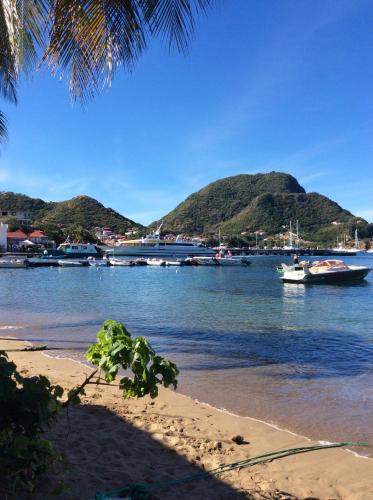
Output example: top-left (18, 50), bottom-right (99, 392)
top-left (0, 222), bottom-right (8, 251)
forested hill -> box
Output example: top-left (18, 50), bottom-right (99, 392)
top-left (0, 192), bottom-right (142, 234)
top-left (152, 172), bottom-right (364, 237)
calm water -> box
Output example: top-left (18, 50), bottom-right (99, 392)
top-left (1, 255), bottom-right (373, 456)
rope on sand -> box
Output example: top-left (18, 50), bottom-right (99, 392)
top-left (94, 441), bottom-right (370, 499)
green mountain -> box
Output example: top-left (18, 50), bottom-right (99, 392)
top-left (0, 192), bottom-right (142, 234)
top-left (154, 172), bottom-right (365, 240)
top-left (34, 195), bottom-right (141, 233)
top-left (0, 192), bottom-right (48, 214)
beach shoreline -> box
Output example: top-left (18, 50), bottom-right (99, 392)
top-left (1, 336), bottom-right (372, 500)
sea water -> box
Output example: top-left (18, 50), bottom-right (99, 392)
top-left (1, 255), bottom-right (372, 455)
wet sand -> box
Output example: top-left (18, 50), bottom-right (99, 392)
top-left (1, 338), bottom-right (373, 500)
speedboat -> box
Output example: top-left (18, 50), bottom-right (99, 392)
top-left (109, 258), bottom-right (134, 266)
top-left (281, 260), bottom-right (371, 284)
top-left (194, 257), bottom-right (219, 266)
top-left (0, 258), bottom-right (29, 268)
top-left (87, 257), bottom-right (108, 267)
top-left (58, 260), bottom-right (85, 267)
top-left (146, 258), bottom-right (166, 266)
top-left (215, 256), bottom-right (251, 266)
top-left (165, 260), bottom-right (183, 266)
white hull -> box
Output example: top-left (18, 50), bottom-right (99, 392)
top-left (112, 245), bottom-right (215, 257)
top-left (58, 260), bottom-right (84, 267)
top-left (109, 258), bottom-right (134, 266)
top-left (146, 259), bottom-right (166, 266)
top-left (0, 260), bottom-right (28, 268)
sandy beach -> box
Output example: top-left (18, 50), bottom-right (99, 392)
top-left (1, 338), bottom-right (372, 500)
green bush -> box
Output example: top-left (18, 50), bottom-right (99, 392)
top-left (0, 320), bottom-right (179, 493)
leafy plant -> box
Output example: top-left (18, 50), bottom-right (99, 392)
top-left (0, 350), bottom-right (63, 492)
top-left (86, 320), bottom-right (179, 399)
top-left (0, 320), bottom-right (179, 493)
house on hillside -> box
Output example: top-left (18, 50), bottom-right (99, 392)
top-left (0, 210), bottom-right (32, 225)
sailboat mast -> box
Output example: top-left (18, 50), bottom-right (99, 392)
top-left (296, 220), bottom-right (299, 247)
top-left (289, 221), bottom-right (293, 248)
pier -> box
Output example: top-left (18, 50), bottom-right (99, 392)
top-left (228, 248), bottom-right (357, 257)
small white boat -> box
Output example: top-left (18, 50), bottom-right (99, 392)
top-left (0, 258), bottom-right (29, 268)
top-left (146, 258), bottom-right (166, 266)
top-left (58, 260), bottom-right (85, 267)
top-left (281, 260), bottom-right (371, 284)
top-left (165, 260), bottom-right (182, 266)
top-left (87, 257), bottom-right (108, 267)
top-left (109, 258), bottom-right (134, 266)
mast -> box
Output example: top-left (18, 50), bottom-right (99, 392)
top-left (296, 220), bottom-right (299, 247)
top-left (355, 229), bottom-right (359, 249)
top-left (289, 221), bottom-right (293, 248)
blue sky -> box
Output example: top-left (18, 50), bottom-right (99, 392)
top-left (1, 0), bottom-right (373, 224)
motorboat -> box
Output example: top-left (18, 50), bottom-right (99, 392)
top-left (58, 260), bottom-right (85, 267)
top-left (281, 260), bottom-right (371, 284)
top-left (0, 258), bottom-right (29, 268)
top-left (53, 242), bottom-right (102, 259)
top-left (215, 256), bottom-right (251, 266)
top-left (165, 260), bottom-right (183, 266)
top-left (87, 257), bottom-right (108, 267)
top-left (194, 257), bottom-right (219, 266)
top-left (112, 223), bottom-right (215, 257)
top-left (146, 258), bottom-right (166, 266)
top-left (134, 258), bottom-right (147, 266)
top-left (108, 258), bottom-right (134, 266)
top-left (27, 255), bottom-right (61, 267)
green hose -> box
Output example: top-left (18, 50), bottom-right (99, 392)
top-left (95, 441), bottom-right (369, 499)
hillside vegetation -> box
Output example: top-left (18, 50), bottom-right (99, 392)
top-left (0, 192), bottom-right (142, 235)
top-left (34, 196), bottom-right (140, 234)
top-left (154, 172), bottom-right (365, 241)
top-left (0, 192), bottom-right (48, 214)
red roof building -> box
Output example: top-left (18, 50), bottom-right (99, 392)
top-left (7, 230), bottom-right (28, 241)
top-left (28, 230), bottom-right (49, 243)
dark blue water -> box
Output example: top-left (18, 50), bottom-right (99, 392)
top-left (1, 255), bottom-right (373, 454)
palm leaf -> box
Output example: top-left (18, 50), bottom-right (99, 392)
top-left (44, 0), bottom-right (215, 102)
top-left (0, 109), bottom-right (7, 142)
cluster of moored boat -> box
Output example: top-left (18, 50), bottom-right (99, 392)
top-left (0, 253), bottom-right (371, 284)
top-left (0, 254), bottom-right (252, 269)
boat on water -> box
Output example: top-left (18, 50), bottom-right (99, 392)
top-left (194, 257), bottom-right (219, 266)
top-left (53, 242), bottom-right (102, 259)
top-left (112, 223), bottom-right (215, 257)
top-left (58, 260), bottom-right (86, 267)
top-left (109, 258), bottom-right (134, 266)
top-left (146, 258), bottom-right (166, 266)
top-left (281, 259), bottom-right (371, 284)
top-left (0, 258), bottom-right (29, 268)
top-left (165, 260), bottom-right (183, 266)
top-left (87, 257), bottom-right (108, 267)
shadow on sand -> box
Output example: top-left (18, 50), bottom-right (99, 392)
top-left (30, 403), bottom-right (274, 500)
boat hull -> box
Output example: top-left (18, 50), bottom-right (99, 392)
top-left (112, 245), bottom-right (215, 257)
top-left (282, 267), bottom-right (371, 283)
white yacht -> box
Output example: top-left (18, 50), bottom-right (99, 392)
top-left (112, 223), bottom-right (215, 257)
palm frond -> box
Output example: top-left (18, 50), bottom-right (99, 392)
top-left (0, 109), bottom-right (7, 142)
top-left (44, 0), bottom-right (215, 102)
